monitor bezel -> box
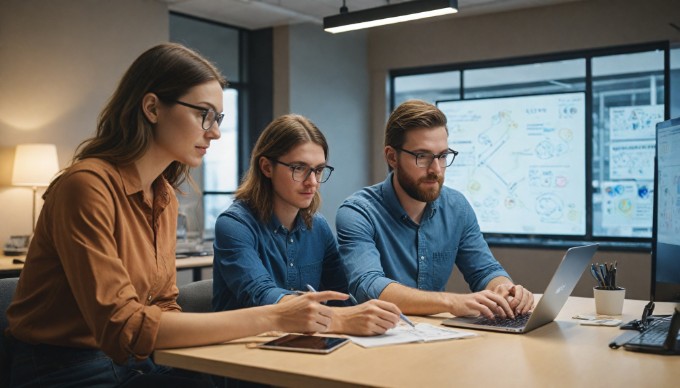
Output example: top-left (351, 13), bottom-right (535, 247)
top-left (651, 116), bottom-right (680, 303)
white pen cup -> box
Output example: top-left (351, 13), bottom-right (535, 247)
top-left (593, 287), bottom-right (625, 315)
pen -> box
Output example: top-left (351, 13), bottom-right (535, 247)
top-left (310, 285), bottom-right (417, 329)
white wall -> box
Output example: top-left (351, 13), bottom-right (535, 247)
top-left (0, 0), bottom-right (169, 246)
top-left (275, 24), bottom-right (370, 230)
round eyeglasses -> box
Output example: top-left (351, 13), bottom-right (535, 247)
top-left (395, 147), bottom-right (458, 168)
top-left (174, 100), bottom-right (225, 131)
top-left (268, 158), bottom-right (334, 183)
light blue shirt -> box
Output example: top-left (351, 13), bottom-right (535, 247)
top-left (212, 200), bottom-right (348, 312)
top-left (336, 172), bottom-right (510, 303)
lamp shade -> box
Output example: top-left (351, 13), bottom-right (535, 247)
top-left (324, 0), bottom-right (458, 34)
top-left (12, 144), bottom-right (60, 187)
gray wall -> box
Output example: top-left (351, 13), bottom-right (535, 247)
top-left (0, 0), bottom-right (169, 247)
top-left (365, 0), bottom-right (680, 300)
top-left (274, 24), bottom-right (370, 229)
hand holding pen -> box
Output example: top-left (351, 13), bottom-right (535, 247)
top-left (590, 261), bottom-right (619, 290)
top-left (305, 284), bottom-right (408, 334)
top-left (346, 291), bottom-right (417, 329)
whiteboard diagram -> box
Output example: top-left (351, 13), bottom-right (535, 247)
top-left (439, 93), bottom-right (586, 235)
top-left (609, 105), bottom-right (663, 141)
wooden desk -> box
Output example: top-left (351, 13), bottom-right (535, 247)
top-left (1, 254), bottom-right (212, 282)
top-left (154, 297), bottom-right (679, 387)
top-left (175, 255), bottom-right (213, 282)
top-left (0, 255), bottom-right (24, 278)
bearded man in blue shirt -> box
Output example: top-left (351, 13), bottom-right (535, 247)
top-left (336, 100), bottom-right (534, 320)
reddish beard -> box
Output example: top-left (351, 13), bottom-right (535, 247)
top-left (397, 170), bottom-right (444, 202)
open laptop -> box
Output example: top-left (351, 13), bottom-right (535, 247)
top-left (442, 244), bottom-right (598, 334)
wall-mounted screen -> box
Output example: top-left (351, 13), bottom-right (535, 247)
top-left (438, 92), bottom-right (586, 236)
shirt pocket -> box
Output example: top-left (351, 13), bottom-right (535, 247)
top-left (298, 260), bottom-right (323, 290)
top-left (432, 250), bottom-right (457, 291)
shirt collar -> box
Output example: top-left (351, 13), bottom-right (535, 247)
top-left (381, 171), bottom-right (439, 222)
top-left (118, 163), bottom-right (143, 196)
top-left (268, 212), bottom-right (307, 234)
top-left (117, 163), bottom-right (172, 209)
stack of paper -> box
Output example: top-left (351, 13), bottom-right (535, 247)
top-left (347, 323), bottom-right (477, 348)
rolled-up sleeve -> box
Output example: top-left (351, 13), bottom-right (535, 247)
top-left (52, 171), bottom-right (163, 363)
top-left (454, 198), bottom-right (511, 292)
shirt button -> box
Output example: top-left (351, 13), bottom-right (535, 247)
top-left (289, 238), bottom-right (294, 243)
top-left (420, 256), bottom-right (425, 261)
top-left (289, 263), bottom-right (294, 267)
top-left (274, 230), bottom-right (277, 234)
top-left (147, 294), bottom-right (152, 303)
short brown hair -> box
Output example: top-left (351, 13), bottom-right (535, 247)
top-left (384, 99), bottom-right (448, 149)
top-left (384, 100), bottom-right (448, 171)
top-left (236, 114), bottom-right (329, 229)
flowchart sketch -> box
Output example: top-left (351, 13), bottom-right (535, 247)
top-left (609, 105), bottom-right (663, 141)
top-left (609, 140), bottom-right (655, 181)
top-left (439, 92), bottom-right (586, 235)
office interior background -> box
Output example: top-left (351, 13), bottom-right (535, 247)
top-left (1, 0), bottom-right (679, 300)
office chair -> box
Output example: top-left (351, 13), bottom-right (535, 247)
top-left (177, 279), bottom-right (213, 313)
top-left (0, 277), bottom-right (19, 388)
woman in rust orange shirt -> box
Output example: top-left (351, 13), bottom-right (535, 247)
top-left (6, 43), bottom-right (345, 387)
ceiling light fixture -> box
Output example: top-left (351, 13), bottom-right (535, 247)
top-left (324, 0), bottom-right (458, 34)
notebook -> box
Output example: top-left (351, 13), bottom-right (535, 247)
top-left (442, 244), bottom-right (598, 334)
top-left (347, 323), bottom-right (476, 348)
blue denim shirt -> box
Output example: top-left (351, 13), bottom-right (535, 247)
top-left (212, 200), bottom-right (348, 311)
top-left (336, 173), bottom-right (510, 303)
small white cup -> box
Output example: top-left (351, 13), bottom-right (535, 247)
top-left (593, 287), bottom-right (626, 315)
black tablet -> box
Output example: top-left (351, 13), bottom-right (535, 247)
top-left (258, 334), bottom-right (349, 354)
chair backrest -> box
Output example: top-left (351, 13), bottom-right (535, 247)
top-left (176, 279), bottom-right (213, 313)
top-left (0, 277), bottom-right (19, 388)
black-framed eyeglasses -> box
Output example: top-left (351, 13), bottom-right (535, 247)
top-left (394, 147), bottom-right (458, 168)
top-left (174, 100), bottom-right (225, 131)
top-left (268, 158), bottom-right (335, 183)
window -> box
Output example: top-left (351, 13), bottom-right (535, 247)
top-left (591, 50), bottom-right (664, 238)
top-left (393, 71), bottom-right (460, 107)
top-left (203, 89), bottom-right (239, 233)
top-left (391, 43), bottom-right (677, 247)
top-left (170, 13), bottom-right (245, 240)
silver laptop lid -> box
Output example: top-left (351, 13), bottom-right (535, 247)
top-left (442, 243), bottom-right (598, 333)
top-left (523, 243), bottom-right (599, 332)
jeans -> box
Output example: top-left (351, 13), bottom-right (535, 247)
top-left (9, 337), bottom-right (213, 388)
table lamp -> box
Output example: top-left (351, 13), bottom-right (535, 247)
top-left (11, 144), bottom-right (59, 232)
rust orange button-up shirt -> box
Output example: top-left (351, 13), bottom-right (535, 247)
top-left (7, 158), bottom-right (180, 364)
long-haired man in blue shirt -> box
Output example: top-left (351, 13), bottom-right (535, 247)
top-left (337, 100), bottom-right (534, 319)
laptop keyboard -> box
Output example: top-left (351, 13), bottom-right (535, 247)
top-left (626, 317), bottom-right (676, 347)
top-left (472, 313), bottom-right (531, 328)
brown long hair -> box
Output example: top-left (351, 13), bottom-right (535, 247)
top-left (384, 99), bottom-right (448, 171)
top-left (56, 43), bottom-right (226, 191)
top-left (236, 114), bottom-right (329, 229)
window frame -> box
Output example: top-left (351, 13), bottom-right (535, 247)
top-left (169, 12), bottom-right (251, 239)
top-left (390, 41), bottom-right (672, 251)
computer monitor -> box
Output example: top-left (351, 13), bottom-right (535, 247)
top-left (652, 117), bottom-right (680, 303)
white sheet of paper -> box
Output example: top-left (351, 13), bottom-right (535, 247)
top-left (347, 323), bottom-right (477, 348)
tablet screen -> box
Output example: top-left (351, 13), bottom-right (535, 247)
top-left (258, 334), bottom-right (349, 354)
